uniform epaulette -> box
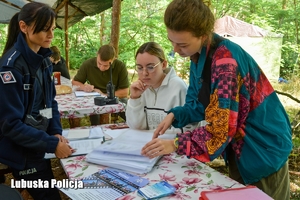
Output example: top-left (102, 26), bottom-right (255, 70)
top-left (0, 48), bottom-right (22, 68)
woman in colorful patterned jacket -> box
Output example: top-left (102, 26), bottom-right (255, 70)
top-left (141, 0), bottom-right (292, 199)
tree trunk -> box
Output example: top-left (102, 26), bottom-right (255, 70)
top-left (279, 0), bottom-right (287, 27)
top-left (64, 0), bottom-right (69, 71)
top-left (111, 0), bottom-right (122, 56)
top-left (99, 12), bottom-right (106, 46)
top-left (293, 0), bottom-right (299, 45)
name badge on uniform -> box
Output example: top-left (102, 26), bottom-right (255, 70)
top-left (39, 108), bottom-right (52, 119)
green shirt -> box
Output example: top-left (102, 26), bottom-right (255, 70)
top-left (73, 57), bottom-right (129, 93)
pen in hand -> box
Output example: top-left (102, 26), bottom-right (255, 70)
top-left (71, 148), bottom-right (77, 153)
top-left (68, 145), bottom-right (76, 153)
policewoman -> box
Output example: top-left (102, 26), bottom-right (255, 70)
top-left (0, 2), bottom-right (73, 199)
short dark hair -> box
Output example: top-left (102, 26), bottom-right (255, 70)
top-left (97, 45), bottom-right (116, 61)
top-left (50, 46), bottom-right (61, 61)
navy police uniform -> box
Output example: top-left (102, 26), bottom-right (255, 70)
top-left (0, 33), bottom-right (62, 199)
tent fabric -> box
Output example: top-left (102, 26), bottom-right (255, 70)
top-left (214, 16), bottom-right (282, 38)
top-left (0, 0), bottom-right (57, 24)
top-left (214, 16), bottom-right (283, 82)
top-left (0, 0), bottom-right (114, 29)
top-left (54, 0), bottom-right (114, 29)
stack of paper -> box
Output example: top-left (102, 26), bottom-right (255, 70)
top-left (86, 129), bottom-right (176, 174)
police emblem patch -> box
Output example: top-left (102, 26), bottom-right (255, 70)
top-left (0, 71), bottom-right (17, 84)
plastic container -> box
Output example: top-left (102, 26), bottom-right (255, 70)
top-left (53, 72), bottom-right (61, 85)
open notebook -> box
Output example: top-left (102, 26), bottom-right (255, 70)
top-left (44, 127), bottom-right (107, 159)
top-left (86, 129), bottom-right (176, 174)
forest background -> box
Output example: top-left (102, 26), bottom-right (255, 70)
top-left (0, 0), bottom-right (299, 198)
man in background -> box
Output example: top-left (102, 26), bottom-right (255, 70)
top-left (72, 44), bottom-right (129, 98)
top-left (50, 46), bottom-right (71, 79)
top-left (72, 44), bottom-right (129, 124)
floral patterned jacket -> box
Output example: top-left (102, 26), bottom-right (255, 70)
top-left (170, 33), bottom-right (293, 184)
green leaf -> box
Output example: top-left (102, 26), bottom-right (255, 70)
top-left (186, 185), bottom-right (196, 192)
top-left (75, 172), bottom-right (84, 177)
top-left (206, 173), bottom-right (212, 178)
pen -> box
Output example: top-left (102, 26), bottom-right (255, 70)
top-left (101, 136), bottom-right (106, 144)
top-left (71, 148), bottom-right (77, 153)
top-left (101, 136), bottom-right (112, 144)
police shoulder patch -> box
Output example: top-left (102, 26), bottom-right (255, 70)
top-left (0, 71), bottom-right (17, 84)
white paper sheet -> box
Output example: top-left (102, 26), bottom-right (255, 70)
top-left (45, 127), bottom-right (106, 159)
top-left (67, 129), bottom-right (90, 140)
top-left (60, 187), bottom-right (123, 200)
top-left (104, 129), bottom-right (124, 139)
top-left (74, 91), bottom-right (101, 97)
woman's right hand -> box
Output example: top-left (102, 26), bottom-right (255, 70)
top-left (130, 79), bottom-right (149, 99)
top-left (153, 113), bottom-right (175, 139)
top-left (55, 141), bottom-right (72, 158)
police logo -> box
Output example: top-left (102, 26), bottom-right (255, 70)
top-left (0, 71), bottom-right (16, 84)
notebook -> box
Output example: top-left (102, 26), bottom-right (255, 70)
top-left (60, 167), bottom-right (149, 200)
top-left (200, 185), bottom-right (274, 200)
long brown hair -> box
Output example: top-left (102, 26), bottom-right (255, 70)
top-left (164, 0), bottom-right (215, 43)
top-left (135, 42), bottom-right (166, 62)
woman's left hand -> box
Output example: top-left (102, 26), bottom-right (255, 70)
top-left (141, 139), bottom-right (176, 159)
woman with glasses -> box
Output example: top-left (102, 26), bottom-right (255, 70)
top-left (141, 0), bottom-right (292, 199)
top-left (126, 42), bottom-right (187, 130)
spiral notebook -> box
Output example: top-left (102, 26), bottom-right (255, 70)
top-left (60, 168), bottom-right (149, 200)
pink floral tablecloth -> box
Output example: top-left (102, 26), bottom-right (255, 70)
top-left (60, 125), bottom-right (244, 199)
top-left (61, 153), bottom-right (244, 200)
top-left (55, 93), bottom-right (125, 118)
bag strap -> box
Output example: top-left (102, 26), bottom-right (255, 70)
top-left (197, 35), bottom-right (225, 108)
top-left (18, 54), bottom-right (37, 117)
top-left (203, 35), bottom-right (225, 85)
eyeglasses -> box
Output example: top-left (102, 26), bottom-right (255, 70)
top-left (135, 61), bottom-right (161, 74)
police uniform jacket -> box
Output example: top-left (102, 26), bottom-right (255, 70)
top-left (0, 33), bottom-right (61, 170)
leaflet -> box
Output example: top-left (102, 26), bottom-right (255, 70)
top-left (60, 168), bottom-right (149, 200)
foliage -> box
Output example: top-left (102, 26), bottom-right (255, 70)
top-left (0, 0), bottom-right (298, 79)
top-left (0, 0), bottom-right (299, 96)
top-left (212, 0), bottom-right (300, 79)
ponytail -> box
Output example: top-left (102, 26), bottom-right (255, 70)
top-left (2, 12), bottom-right (20, 56)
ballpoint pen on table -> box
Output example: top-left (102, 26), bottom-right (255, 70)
top-left (101, 136), bottom-right (112, 144)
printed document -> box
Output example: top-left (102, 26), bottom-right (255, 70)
top-left (86, 129), bottom-right (176, 174)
